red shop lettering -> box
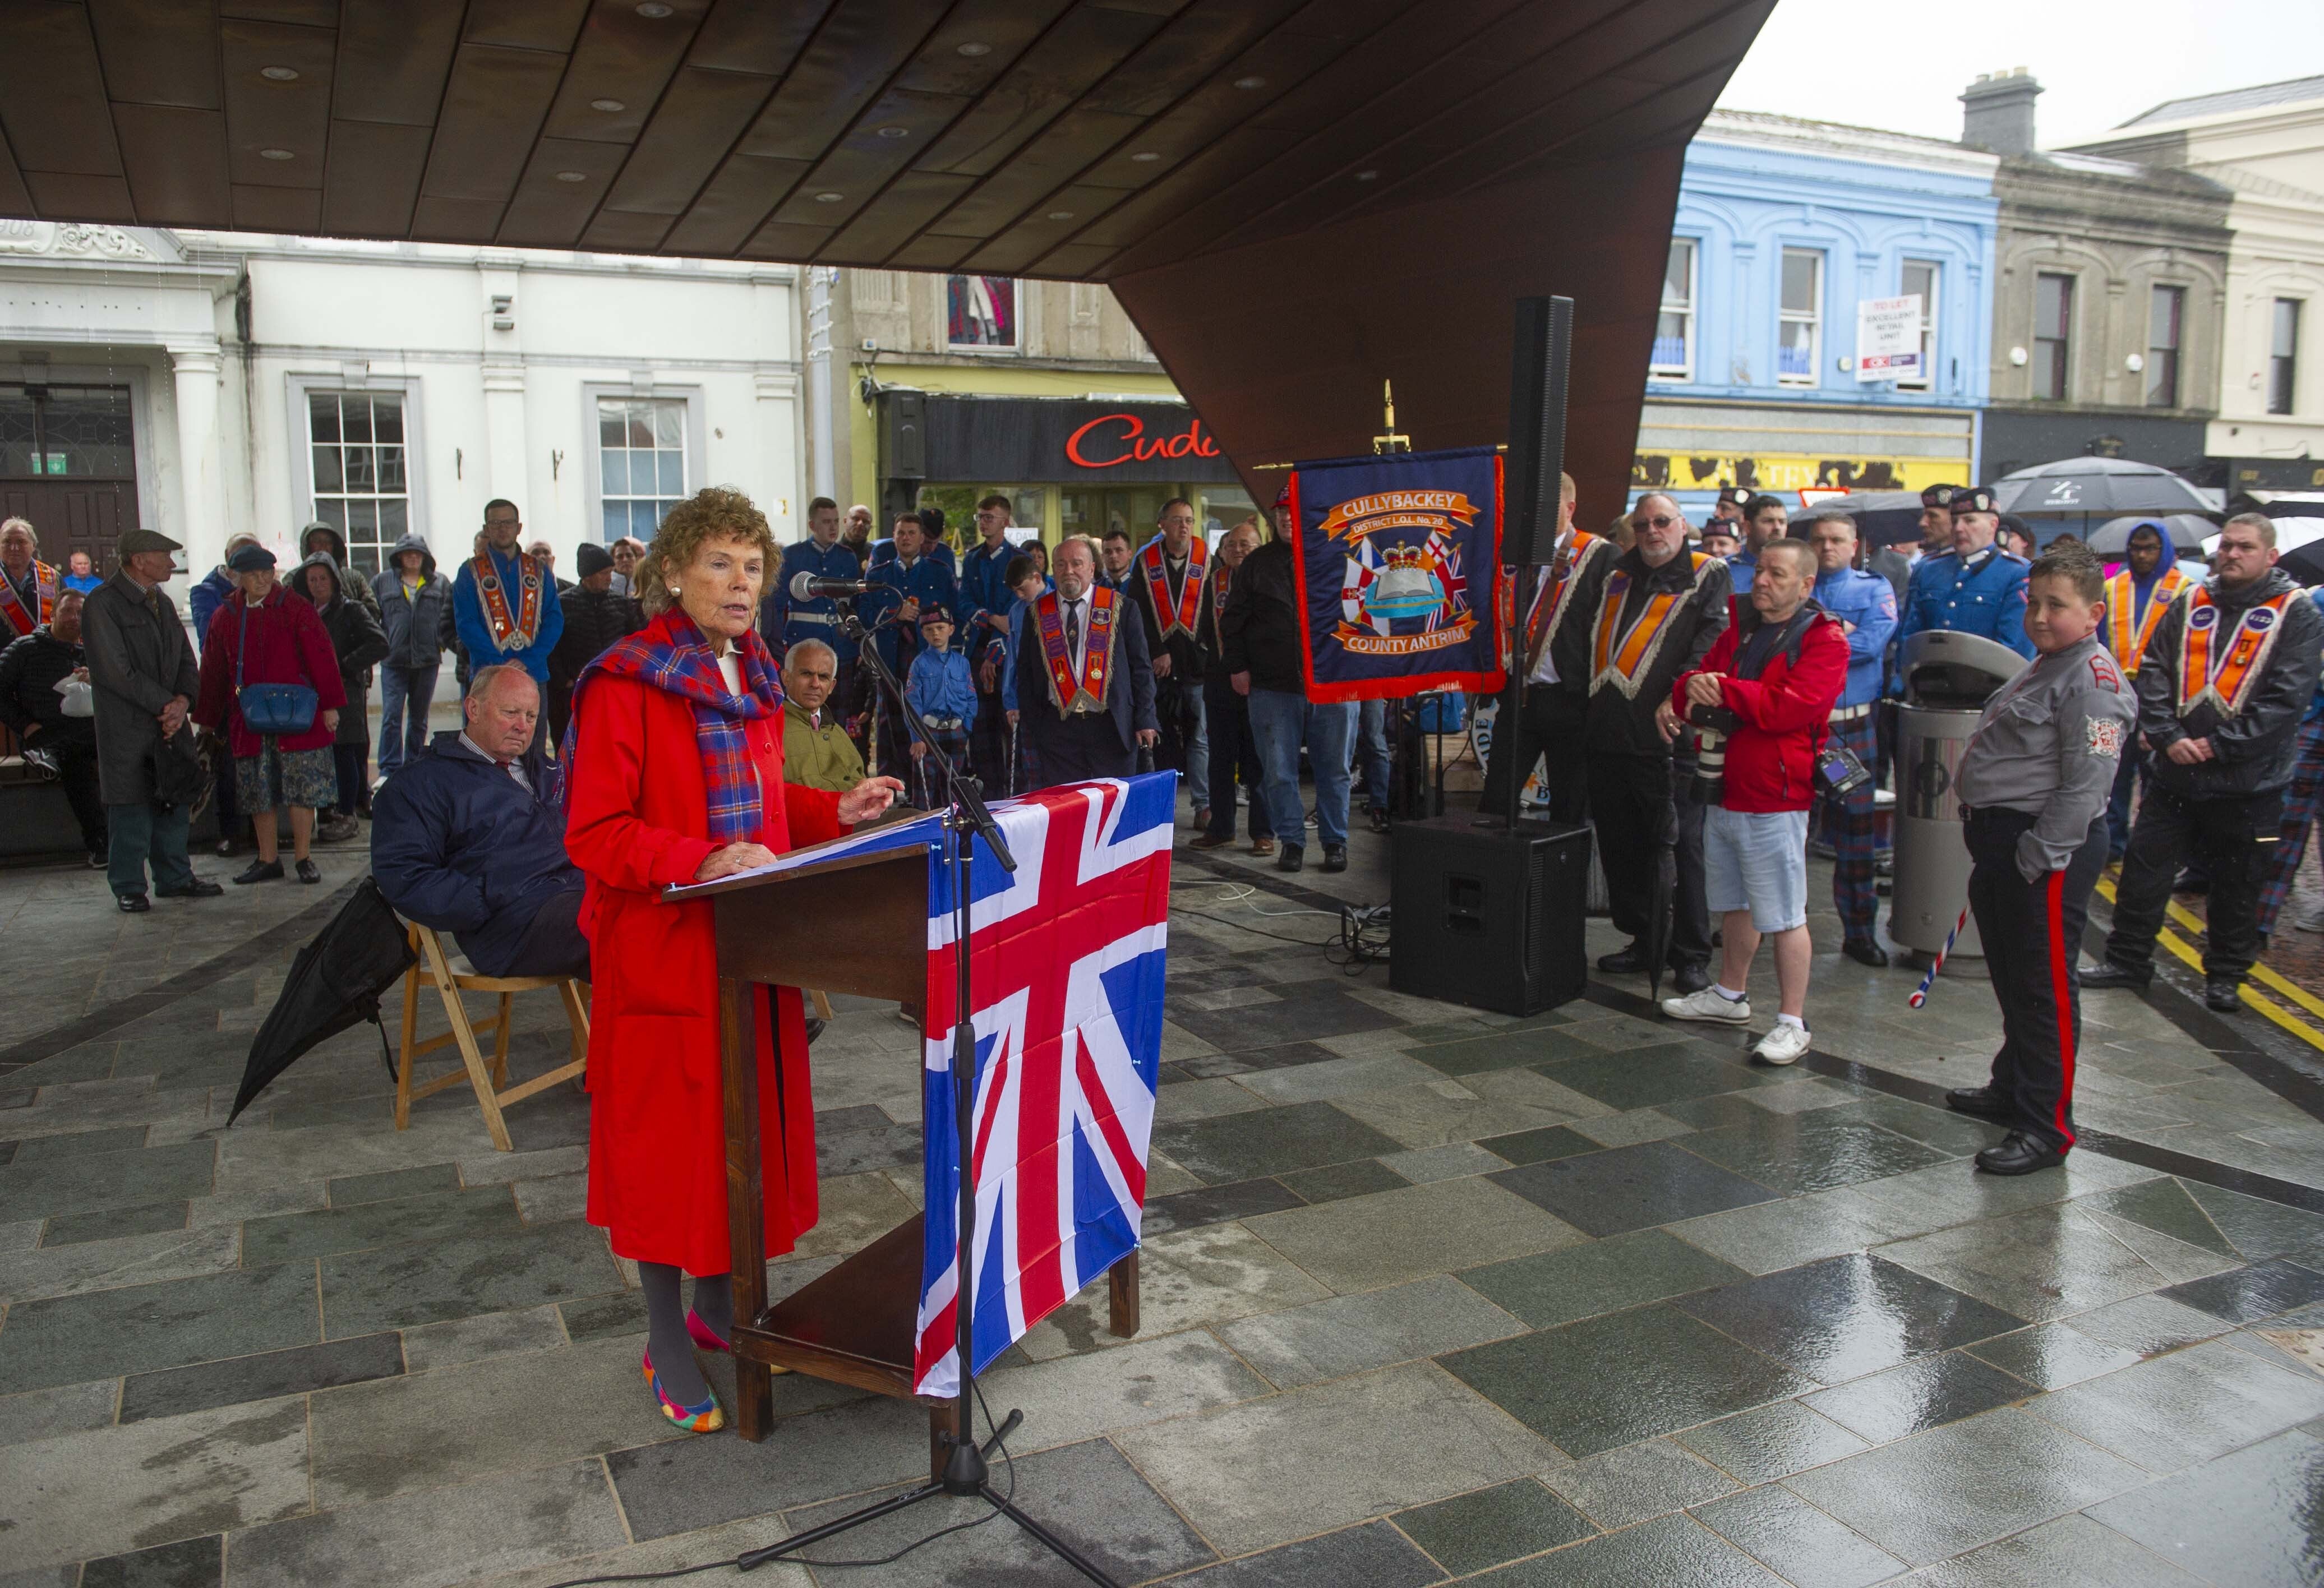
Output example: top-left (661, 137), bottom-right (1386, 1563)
top-left (1064, 413), bottom-right (1221, 468)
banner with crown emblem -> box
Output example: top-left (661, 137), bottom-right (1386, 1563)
top-left (1286, 446), bottom-right (1506, 703)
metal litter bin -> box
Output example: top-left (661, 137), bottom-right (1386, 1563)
top-left (1890, 631), bottom-right (2030, 962)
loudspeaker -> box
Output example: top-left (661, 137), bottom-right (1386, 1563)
top-left (1389, 814), bottom-right (1590, 1015)
top-left (882, 389), bottom-right (926, 479)
top-left (1505, 296), bottom-right (1573, 567)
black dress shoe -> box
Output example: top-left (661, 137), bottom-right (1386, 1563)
top-left (1321, 844), bottom-right (1348, 873)
top-left (2078, 962), bottom-right (2150, 992)
top-left (1945, 1085), bottom-right (2013, 1122)
top-left (1975, 1132), bottom-right (2065, 1176)
top-left (1597, 942), bottom-right (1650, 974)
top-left (233, 859), bottom-right (284, 885)
top-left (1670, 961), bottom-right (1712, 995)
top-left (117, 893), bottom-right (150, 913)
top-left (2205, 977), bottom-right (2241, 1013)
top-left (1842, 939), bottom-right (1890, 968)
top-left (1275, 844), bottom-right (1304, 874)
top-left (296, 858), bottom-right (321, 885)
top-left (156, 879), bottom-right (224, 899)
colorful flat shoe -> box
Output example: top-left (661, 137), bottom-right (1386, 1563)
top-left (642, 1349), bottom-right (725, 1433)
top-left (685, 1308), bottom-right (729, 1354)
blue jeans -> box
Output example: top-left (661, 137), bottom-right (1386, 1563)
top-left (1357, 699), bottom-right (1394, 812)
top-left (1248, 689), bottom-right (1355, 848)
top-left (378, 664), bottom-right (437, 775)
top-left (107, 798), bottom-right (194, 900)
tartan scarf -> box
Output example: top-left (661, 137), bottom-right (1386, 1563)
top-left (564, 608), bottom-right (786, 846)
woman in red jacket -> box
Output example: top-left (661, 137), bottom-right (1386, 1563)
top-left (193, 544), bottom-right (346, 885)
top-left (564, 486), bottom-right (900, 1433)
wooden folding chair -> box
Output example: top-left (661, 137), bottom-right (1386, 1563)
top-left (395, 917), bottom-right (589, 1152)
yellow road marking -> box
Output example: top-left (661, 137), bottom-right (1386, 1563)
top-left (2093, 876), bottom-right (2324, 1052)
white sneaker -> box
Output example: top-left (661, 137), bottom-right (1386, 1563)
top-left (1662, 987), bottom-right (1751, 1024)
top-left (2297, 902), bottom-right (2324, 934)
top-left (1754, 1024), bottom-right (1812, 1066)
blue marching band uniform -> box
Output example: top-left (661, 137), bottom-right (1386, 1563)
top-left (1813, 559), bottom-right (1898, 959)
top-left (761, 537), bottom-right (864, 657)
top-left (859, 547), bottom-right (961, 780)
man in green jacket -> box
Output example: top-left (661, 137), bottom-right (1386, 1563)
top-left (780, 638), bottom-right (865, 793)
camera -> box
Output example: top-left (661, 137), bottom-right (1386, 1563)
top-left (1686, 703), bottom-right (1739, 804)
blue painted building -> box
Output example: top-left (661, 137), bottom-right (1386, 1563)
top-left (1633, 110), bottom-right (2000, 521)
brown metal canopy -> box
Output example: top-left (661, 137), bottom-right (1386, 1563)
top-left (0, 0), bottom-right (1768, 513)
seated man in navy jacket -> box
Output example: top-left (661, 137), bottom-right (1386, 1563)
top-left (370, 662), bottom-right (588, 980)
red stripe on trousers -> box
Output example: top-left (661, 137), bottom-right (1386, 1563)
top-left (2046, 869), bottom-right (2076, 1151)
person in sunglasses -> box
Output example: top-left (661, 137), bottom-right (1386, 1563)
top-left (1585, 493), bottom-right (1732, 992)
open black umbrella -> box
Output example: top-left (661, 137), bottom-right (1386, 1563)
top-left (2279, 539), bottom-right (2324, 588)
top-left (2087, 514), bottom-right (2214, 556)
top-left (1992, 458), bottom-right (2211, 519)
top-left (228, 878), bottom-right (415, 1123)
top-left (1794, 490), bottom-right (1925, 549)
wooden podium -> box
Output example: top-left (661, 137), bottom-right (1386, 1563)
top-left (694, 835), bottom-right (1142, 1471)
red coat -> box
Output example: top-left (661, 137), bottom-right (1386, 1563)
top-left (564, 614), bottom-right (846, 1276)
top-left (1671, 599), bottom-right (1848, 813)
top-left (193, 585), bottom-right (348, 756)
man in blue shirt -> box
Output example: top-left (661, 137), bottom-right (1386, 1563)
top-left (760, 495), bottom-right (863, 661)
top-left (1896, 485), bottom-right (2032, 659)
top-left (450, 498), bottom-right (563, 778)
top-left (1805, 511), bottom-right (1899, 964)
top-left (1726, 494), bottom-right (1788, 582)
top-left (957, 494), bottom-right (1022, 794)
top-left (861, 513), bottom-right (961, 779)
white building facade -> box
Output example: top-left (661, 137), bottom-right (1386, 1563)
top-left (0, 223), bottom-right (802, 601)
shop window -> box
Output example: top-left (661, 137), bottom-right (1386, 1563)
top-left (1778, 249), bottom-right (1822, 386)
top-left (598, 396), bottom-right (686, 541)
top-left (2034, 274), bottom-right (2073, 401)
top-left (1652, 239), bottom-right (1695, 381)
top-left (948, 275), bottom-right (1017, 349)
top-left (2147, 285), bottom-right (2185, 409)
top-left (2271, 298), bottom-right (2302, 416)
top-left (1899, 260), bottom-right (1939, 391)
top-left (309, 391), bottom-right (408, 578)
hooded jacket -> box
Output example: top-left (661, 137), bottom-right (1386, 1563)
top-left (292, 552), bottom-right (388, 746)
top-left (2135, 565), bottom-right (2324, 800)
top-left (299, 523), bottom-right (384, 620)
top-left (1671, 597), bottom-right (1849, 813)
top-left (190, 566), bottom-right (237, 653)
top-left (370, 532), bottom-right (451, 672)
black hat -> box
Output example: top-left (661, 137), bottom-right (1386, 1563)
top-left (227, 544), bottom-right (278, 573)
top-left (1714, 487), bottom-right (1745, 507)
top-left (918, 605), bottom-right (956, 630)
top-left (575, 542), bottom-right (614, 579)
top-left (1920, 484), bottom-right (1961, 509)
top-left (1949, 487), bottom-right (1997, 515)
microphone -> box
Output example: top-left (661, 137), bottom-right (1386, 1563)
top-left (791, 571), bottom-right (877, 602)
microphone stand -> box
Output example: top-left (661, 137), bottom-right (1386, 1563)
top-left (738, 612), bottom-right (1118, 1586)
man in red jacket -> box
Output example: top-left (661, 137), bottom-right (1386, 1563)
top-left (1654, 539), bottom-right (1848, 1064)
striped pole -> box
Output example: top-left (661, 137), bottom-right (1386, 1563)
top-left (1909, 904), bottom-right (1971, 1008)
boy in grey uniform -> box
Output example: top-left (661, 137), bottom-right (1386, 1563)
top-left (1944, 548), bottom-right (2139, 1175)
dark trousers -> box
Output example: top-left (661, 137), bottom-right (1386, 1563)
top-left (2105, 779), bottom-right (2282, 984)
top-left (38, 724), bottom-right (108, 852)
top-left (107, 797), bottom-right (194, 901)
top-left (969, 669), bottom-right (1011, 795)
top-left (1587, 751), bottom-right (1710, 968)
top-left (332, 742), bottom-right (366, 817)
top-left (1202, 674), bottom-right (1272, 841)
top-left (1967, 808), bottom-right (2106, 1154)
top-left (477, 886), bottom-right (591, 981)
top-left (1479, 690), bottom-right (1589, 824)
top-left (1154, 672), bottom-right (1200, 777)
top-left (1821, 711), bottom-right (1881, 945)
top-left (2104, 750), bottom-right (2147, 860)
top-left (912, 722), bottom-right (971, 810)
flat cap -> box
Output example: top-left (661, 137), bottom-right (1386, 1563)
top-left (116, 527), bottom-right (183, 556)
top-left (227, 543), bottom-right (278, 572)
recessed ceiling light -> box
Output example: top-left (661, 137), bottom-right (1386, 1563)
top-left (590, 98), bottom-right (626, 113)
top-left (1354, 169), bottom-right (1378, 181)
top-left (555, 170), bottom-right (589, 182)
top-left (1046, 210), bottom-right (1075, 220)
top-left (814, 191), bottom-right (846, 203)
top-left (1129, 151), bottom-right (1161, 163)
top-left (1233, 75), bottom-right (1267, 90)
top-left (876, 126), bottom-right (910, 140)
top-left (259, 147), bottom-right (295, 161)
top-left (260, 66), bottom-right (299, 82)
top-left (635, 2), bottom-right (673, 16)
top-left (955, 41), bottom-right (992, 57)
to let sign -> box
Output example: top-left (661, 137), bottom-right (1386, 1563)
top-left (1855, 294), bottom-right (1922, 384)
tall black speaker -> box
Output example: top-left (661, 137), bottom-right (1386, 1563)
top-left (1389, 814), bottom-right (1590, 1015)
top-left (1506, 296), bottom-right (1573, 568)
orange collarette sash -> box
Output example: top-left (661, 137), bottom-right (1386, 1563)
top-left (0, 560), bottom-right (58, 640)
top-left (471, 548), bottom-right (545, 653)
top-left (2177, 585), bottom-right (2294, 719)
top-left (1034, 587), bottom-right (1118, 717)
top-left (1524, 530), bottom-right (1606, 673)
top-left (1138, 535), bottom-right (1206, 639)
top-left (2104, 566), bottom-right (2185, 676)
top-left (1590, 550), bottom-right (1716, 699)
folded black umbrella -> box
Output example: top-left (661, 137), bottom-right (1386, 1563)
top-left (228, 878), bottom-right (416, 1124)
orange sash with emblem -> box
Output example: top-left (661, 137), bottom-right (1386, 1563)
top-left (1034, 587), bottom-right (1118, 717)
top-left (1137, 535), bottom-right (1205, 639)
top-left (2103, 566), bottom-right (2185, 676)
top-left (1524, 529), bottom-right (1607, 675)
top-left (0, 559), bottom-right (58, 640)
top-left (2177, 585), bottom-right (2294, 718)
top-left (471, 548), bottom-right (545, 653)
top-left (1590, 550), bottom-right (1718, 698)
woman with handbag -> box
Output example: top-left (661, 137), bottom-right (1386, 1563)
top-left (194, 543), bottom-right (345, 885)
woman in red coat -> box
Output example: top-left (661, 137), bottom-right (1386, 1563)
top-left (192, 543), bottom-right (347, 885)
top-left (564, 486), bottom-right (900, 1433)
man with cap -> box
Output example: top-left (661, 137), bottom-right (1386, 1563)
top-left (2099, 520), bottom-right (2190, 858)
top-left (80, 528), bottom-right (224, 911)
top-left (1911, 485), bottom-right (1958, 566)
top-left (2083, 513), bottom-right (2324, 1011)
top-left (1707, 487), bottom-right (1746, 533)
top-left (1699, 522), bottom-right (1741, 562)
top-left (451, 498), bottom-right (562, 778)
top-left (1896, 485), bottom-right (2032, 659)
top-left (0, 517), bottom-right (59, 643)
top-left (547, 542), bottom-right (643, 745)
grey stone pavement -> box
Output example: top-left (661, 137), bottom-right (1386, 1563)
top-left (2, 800), bottom-right (2323, 1587)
